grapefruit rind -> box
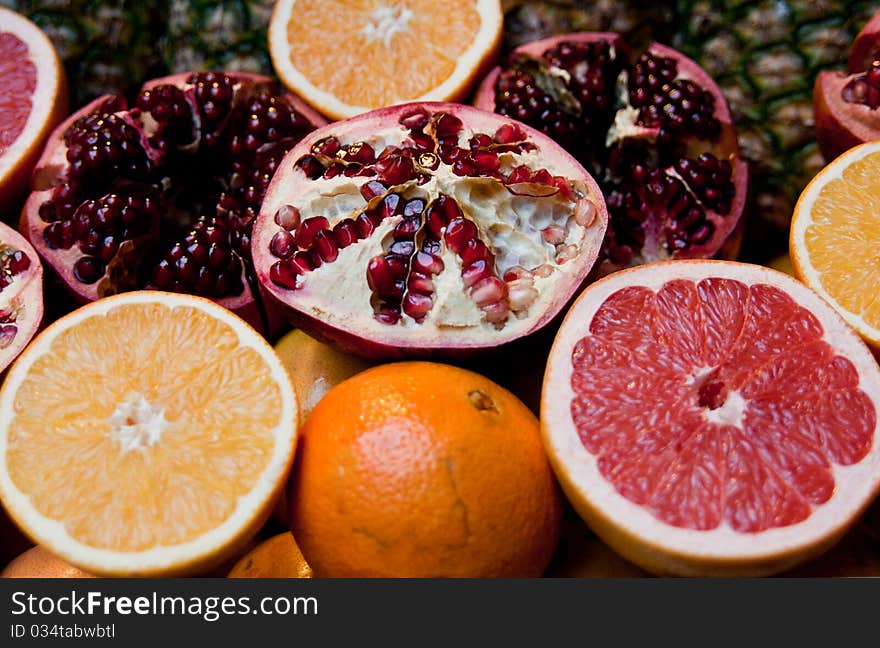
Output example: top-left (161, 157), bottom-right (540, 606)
top-left (0, 7), bottom-right (67, 210)
top-left (268, 0), bottom-right (503, 120)
top-left (542, 260), bottom-right (880, 576)
top-left (0, 291), bottom-right (299, 577)
top-left (790, 140), bottom-right (880, 349)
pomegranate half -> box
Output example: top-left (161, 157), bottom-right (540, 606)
top-left (0, 221), bottom-right (42, 374)
top-left (473, 33), bottom-right (749, 274)
top-left (252, 102), bottom-right (608, 358)
top-left (20, 72), bottom-right (327, 332)
top-left (815, 10), bottom-right (880, 162)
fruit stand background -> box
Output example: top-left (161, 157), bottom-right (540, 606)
top-left (3, 0), bottom-right (880, 577)
top-left (2, 0), bottom-right (875, 265)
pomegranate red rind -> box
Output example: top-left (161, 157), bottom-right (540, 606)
top-left (473, 32), bottom-right (748, 274)
top-left (813, 71), bottom-right (880, 162)
top-left (542, 260), bottom-right (880, 577)
top-left (20, 72), bottom-right (326, 333)
top-left (0, 221), bottom-right (42, 374)
top-left (253, 102), bottom-right (608, 358)
top-left (849, 10), bottom-right (880, 74)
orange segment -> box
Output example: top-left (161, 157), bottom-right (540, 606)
top-left (0, 292), bottom-right (298, 576)
top-left (791, 140), bottom-right (880, 347)
top-left (270, 0), bottom-right (502, 120)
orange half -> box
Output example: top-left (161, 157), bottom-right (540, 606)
top-left (791, 140), bottom-right (880, 349)
top-left (269, 0), bottom-right (503, 120)
top-left (0, 292), bottom-right (298, 576)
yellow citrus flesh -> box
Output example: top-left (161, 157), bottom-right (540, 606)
top-left (791, 141), bottom-right (880, 348)
top-left (269, 0), bottom-right (502, 120)
top-left (0, 292), bottom-right (298, 576)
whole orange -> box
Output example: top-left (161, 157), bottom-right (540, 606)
top-left (289, 361), bottom-right (561, 577)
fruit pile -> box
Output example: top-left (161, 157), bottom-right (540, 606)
top-left (1, 1), bottom-right (880, 580)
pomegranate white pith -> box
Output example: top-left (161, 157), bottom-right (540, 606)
top-left (0, 222), bottom-right (42, 374)
top-left (542, 260), bottom-right (880, 576)
top-left (253, 102), bottom-right (608, 356)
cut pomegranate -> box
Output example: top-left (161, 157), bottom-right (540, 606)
top-left (20, 72), bottom-right (327, 331)
top-left (0, 221), bottom-right (42, 374)
top-left (473, 33), bottom-right (748, 274)
top-left (252, 102), bottom-right (608, 358)
top-left (815, 10), bottom-right (880, 161)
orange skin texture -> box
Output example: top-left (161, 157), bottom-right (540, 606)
top-left (227, 532), bottom-right (313, 578)
top-left (2, 546), bottom-right (94, 578)
top-left (290, 361), bottom-right (562, 577)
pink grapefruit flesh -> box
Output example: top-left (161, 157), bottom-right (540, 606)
top-left (542, 260), bottom-right (880, 576)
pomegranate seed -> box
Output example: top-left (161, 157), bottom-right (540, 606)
top-left (471, 151), bottom-right (500, 174)
top-left (399, 108), bottom-right (430, 131)
top-left (380, 193), bottom-right (402, 220)
top-left (556, 244), bottom-right (578, 264)
top-left (374, 306), bottom-right (401, 324)
top-left (403, 198), bottom-right (425, 217)
top-left (503, 266), bottom-right (533, 282)
top-left (542, 225), bottom-right (567, 245)
top-left (323, 163), bottom-right (344, 179)
top-left (345, 141), bottom-right (375, 164)
top-left (462, 259), bottom-right (493, 288)
top-left (295, 154), bottom-right (324, 179)
top-left (270, 230), bottom-right (296, 258)
top-left (73, 256), bottom-right (104, 284)
top-left (355, 213), bottom-right (376, 237)
top-left (376, 155), bottom-right (416, 186)
top-left (531, 169), bottom-right (553, 185)
top-left (434, 112), bottom-right (463, 139)
top-left (207, 243), bottom-right (230, 270)
top-left (482, 301), bottom-right (510, 324)
top-left (407, 272), bottom-right (434, 294)
top-left (508, 282), bottom-right (539, 311)
top-left (412, 251), bottom-right (444, 275)
top-left (313, 230), bottom-right (338, 262)
top-left (360, 180), bottom-right (387, 200)
top-left (6, 251), bottom-right (30, 275)
top-left (444, 218), bottom-right (478, 253)
top-left (394, 216), bottom-right (421, 240)
top-left (311, 136), bottom-right (341, 157)
top-left (389, 240), bottom-right (414, 256)
top-left (471, 276), bottom-right (507, 307)
top-left (494, 123), bottom-right (525, 144)
top-left (333, 220), bottom-right (359, 248)
top-left (573, 199), bottom-right (598, 227)
top-left (270, 260), bottom-right (300, 290)
top-left (402, 292), bottom-right (433, 320)
top-left (452, 158), bottom-right (476, 176)
top-left (274, 205), bottom-right (302, 231)
top-left (367, 256), bottom-right (396, 291)
top-left (294, 216), bottom-right (330, 248)
top-left (0, 324), bottom-right (17, 349)
top-left (507, 165), bottom-right (532, 184)
top-left (460, 239), bottom-right (493, 266)
top-left (291, 252), bottom-right (314, 273)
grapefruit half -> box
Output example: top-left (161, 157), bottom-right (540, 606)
top-left (542, 260), bottom-right (880, 576)
top-left (0, 7), bottom-right (67, 213)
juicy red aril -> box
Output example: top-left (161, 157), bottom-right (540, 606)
top-left (270, 260), bottom-right (300, 290)
top-left (0, 324), bottom-right (17, 348)
top-left (494, 123), bottom-right (526, 144)
top-left (270, 230), bottom-right (295, 258)
top-left (412, 251), bottom-right (444, 275)
top-left (295, 216), bottom-right (330, 248)
top-left (460, 239), bottom-right (492, 266)
top-left (333, 220), bottom-right (359, 248)
top-left (313, 230), bottom-right (338, 262)
top-left (399, 108), bottom-right (430, 131)
top-left (274, 205), bottom-right (301, 230)
top-left (462, 259), bottom-right (493, 287)
top-left (433, 112), bottom-right (463, 139)
top-left (394, 216), bottom-right (421, 240)
top-left (376, 155), bottom-right (416, 185)
top-left (296, 154), bottom-right (325, 179)
top-left (137, 84), bottom-right (195, 150)
top-left (674, 153), bottom-right (734, 214)
top-left (73, 256), bottom-right (105, 284)
top-left (444, 218), bottom-right (478, 254)
top-left (344, 142), bottom-right (375, 164)
top-left (311, 136), bottom-right (341, 157)
top-left (63, 112), bottom-right (151, 188)
top-left (842, 58), bottom-right (880, 108)
top-left (360, 180), bottom-right (387, 200)
top-left (402, 291), bottom-right (432, 320)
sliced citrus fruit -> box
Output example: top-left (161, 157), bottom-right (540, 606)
top-left (542, 260), bottom-right (880, 577)
top-left (0, 7), bottom-right (67, 212)
top-left (268, 0), bottom-right (503, 120)
top-left (791, 140), bottom-right (880, 350)
top-left (227, 532), bottom-right (313, 578)
top-left (0, 291), bottom-right (298, 577)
